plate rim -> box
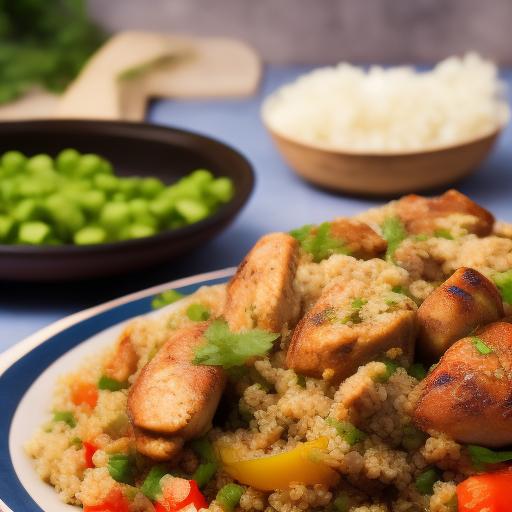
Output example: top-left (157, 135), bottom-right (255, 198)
top-left (0, 267), bottom-right (237, 377)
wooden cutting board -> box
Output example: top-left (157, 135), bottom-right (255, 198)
top-left (0, 32), bottom-right (261, 122)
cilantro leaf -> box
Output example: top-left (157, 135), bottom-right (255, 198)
top-left (381, 216), bottom-right (408, 262)
top-left (192, 318), bottom-right (278, 369)
top-left (468, 445), bottom-right (512, 471)
top-left (290, 222), bottom-right (351, 263)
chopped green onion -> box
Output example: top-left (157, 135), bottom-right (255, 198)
top-left (216, 483), bottom-right (244, 512)
top-left (108, 453), bottom-right (133, 485)
top-left (70, 437), bottom-right (83, 449)
top-left (494, 270), bottom-right (512, 305)
top-left (192, 462), bottom-right (218, 488)
top-left (471, 337), bottom-right (493, 355)
top-left (333, 493), bottom-right (351, 512)
top-left (192, 318), bottom-right (279, 369)
top-left (375, 358), bottom-right (398, 383)
top-left (140, 465), bottom-right (169, 500)
top-left (408, 363), bottom-right (427, 381)
top-left (152, 289), bottom-right (186, 309)
top-left (53, 411), bottom-right (77, 428)
top-left (415, 468), bottom-right (441, 495)
top-left (325, 417), bottom-right (366, 445)
top-left (186, 304), bottom-right (211, 322)
top-left (188, 437), bottom-right (215, 463)
top-left (381, 216), bottom-right (408, 262)
top-left (98, 375), bottom-right (127, 391)
top-left (401, 426), bottom-right (426, 452)
top-left (297, 375), bottom-right (307, 387)
top-left (434, 229), bottom-right (453, 240)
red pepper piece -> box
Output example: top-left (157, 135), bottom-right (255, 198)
top-left (457, 465), bottom-right (512, 512)
top-left (83, 489), bottom-right (131, 512)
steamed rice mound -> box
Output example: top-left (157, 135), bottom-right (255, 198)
top-left (25, 193), bottom-right (512, 512)
top-left (262, 53), bottom-right (510, 152)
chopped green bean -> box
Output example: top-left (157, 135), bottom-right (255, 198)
top-left (98, 375), bottom-right (127, 391)
top-left (217, 483), bottom-right (244, 512)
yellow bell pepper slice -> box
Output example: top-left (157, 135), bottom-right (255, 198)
top-left (218, 437), bottom-right (340, 491)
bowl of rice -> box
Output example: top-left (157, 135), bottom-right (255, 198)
top-left (261, 53), bottom-right (510, 196)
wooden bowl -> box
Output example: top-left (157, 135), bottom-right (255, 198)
top-left (263, 119), bottom-right (501, 197)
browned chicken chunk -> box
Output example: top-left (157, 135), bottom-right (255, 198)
top-left (224, 232), bottom-right (300, 333)
top-left (396, 190), bottom-right (495, 237)
top-left (127, 322), bottom-right (226, 460)
top-left (417, 267), bottom-right (504, 362)
top-left (104, 330), bottom-right (139, 383)
top-left (286, 280), bottom-right (417, 384)
top-left (320, 218), bottom-right (387, 260)
top-left (413, 322), bottom-right (512, 447)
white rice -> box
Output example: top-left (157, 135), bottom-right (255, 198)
top-left (262, 53), bottom-right (510, 153)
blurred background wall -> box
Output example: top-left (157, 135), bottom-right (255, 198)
top-left (88, 0), bottom-right (512, 65)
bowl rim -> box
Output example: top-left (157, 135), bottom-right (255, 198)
top-left (0, 119), bottom-right (255, 256)
top-left (261, 95), bottom-right (505, 157)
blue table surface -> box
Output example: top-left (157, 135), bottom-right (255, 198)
top-left (2, 64), bottom-right (512, 353)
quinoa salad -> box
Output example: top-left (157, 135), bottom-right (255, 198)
top-left (25, 190), bottom-right (512, 512)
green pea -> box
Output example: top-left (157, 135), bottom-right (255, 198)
top-left (25, 154), bottom-right (53, 173)
top-left (2, 150), bottom-right (27, 175)
top-left (56, 149), bottom-right (81, 174)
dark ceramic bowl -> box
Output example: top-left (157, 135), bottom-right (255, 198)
top-left (0, 120), bottom-right (254, 281)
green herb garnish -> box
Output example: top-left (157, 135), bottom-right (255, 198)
top-left (471, 337), bottom-right (493, 355)
top-left (380, 216), bottom-right (408, 262)
top-left (0, 0), bottom-right (107, 104)
top-left (192, 318), bottom-right (278, 369)
top-left (290, 222), bottom-right (351, 263)
top-left (468, 445), bottom-right (512, 471)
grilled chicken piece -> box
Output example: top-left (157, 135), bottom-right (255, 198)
top-left (396, 190), bottom-right (495, 237)
top-left (128, 322), bottom-right (226, 460)
top-left (417, 267), bottom-right (504, 363)
top-left (286, 280), bottom-right (417, 384)
top-left (224, 232), bottom-right (300, 333)
top-left (321, 218), bottom-right (387, 260)
top-left (413, 322), bottom-right (512, 447)
top-left (104, 330), bottom-right (139, 382)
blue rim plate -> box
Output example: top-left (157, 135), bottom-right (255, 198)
top-left (0, 268), bottom-right (236, 512)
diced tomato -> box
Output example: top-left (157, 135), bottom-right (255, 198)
top-left (160, 478), bottom-right (208, 512)
top-left (83, 489), bottom-right (131, 512)
top-left (83, 441), bottom-right (99, 469)
top-left (457, 465), bottom-right (512, 512)
top-left (71, 382), bottom-right (99, 409)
